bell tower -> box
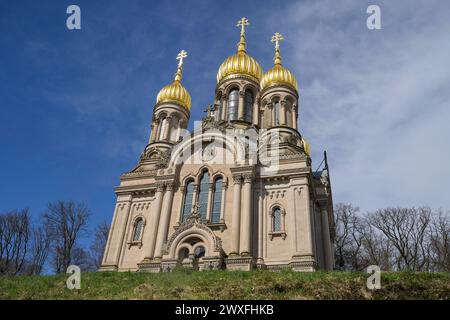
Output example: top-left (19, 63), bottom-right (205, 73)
top-left (135, 50), bottom-right (192, 172)
top-left (214, 18), bottom-right (262, 126)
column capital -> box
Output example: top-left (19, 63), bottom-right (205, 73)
top-left (243, 173), bottom-right (254, 183)
top-left (239, 90), bottom-right (245, 97)
top-left (155, 182), bottom-right (165, 192)
top-left (232, 175), bottom-right (243, 185)
top-left (165, 182), bottom-right (175, 191)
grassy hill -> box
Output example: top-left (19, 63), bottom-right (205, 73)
top-left (0, 269), bottom-right (449, 300)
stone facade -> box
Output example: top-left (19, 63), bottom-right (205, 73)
top-left (100, 23), bottom-right (334, 273)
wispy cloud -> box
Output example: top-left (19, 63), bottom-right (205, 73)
top-left (271, 0), bottom-right (450, 210)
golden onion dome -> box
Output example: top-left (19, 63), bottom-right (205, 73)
top-left (156, 50), bottom-right (191, 110)
top-left (216, 18), bottom-right (263, 84)
top-left (260, 32), bottom-right (298, 92)
top-left (302, 137), bottom-right (311, 156)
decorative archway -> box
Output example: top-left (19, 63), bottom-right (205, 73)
top-left (161, 221), bottom-right (225, 271)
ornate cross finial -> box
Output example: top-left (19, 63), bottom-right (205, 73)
top-left (271, 32), bottom-right (284, 49)
top-left (176, 49), bottom-right (188, 67)
top-left (271, 32), bottom-right (284, 66)
top-left (236, 18), bottom-right (250, 53)
top-left (174, 49), bottom-right (188, 82)
top-left (237, 17), bottom-right (250, 36)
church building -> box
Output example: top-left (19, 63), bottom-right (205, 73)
top-left (100, 18), bottom-right (335, 272)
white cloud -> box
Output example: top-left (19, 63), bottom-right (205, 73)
top-left (276, 0), bottom-right (450, 211)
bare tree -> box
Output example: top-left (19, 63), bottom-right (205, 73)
top-left (367, 207), bottom-right (432, 271)
top-left (0, 209), bottom-right (30, 275)
top-left (333, 203), bottom-right (364, 270)
top-left (27, 225), bottom-right (51, 275)
top-left (42, 201), bottom-right (90, 273)
top-left (357, 219), bottom-right (395, 271)
top-left (429, 211), bottom-right (450, 272)
top-left (90, 221), bottom-right (110, 270)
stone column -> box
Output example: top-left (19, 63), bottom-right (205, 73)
top-left (292, 104), bottom-right (298, 130)
top-left (107, 201), bottom-right (132, 266)
top-left (293, 187), bottom-right (301, 254)
top-left (158, 118), bottom-right (166, 140)
top-left (149, 123), bottom-right (156, 144)
top-left (219, 181), bottom-right (227, 223)
top-left (221, 94), bottom-right (227, 121)
top-left (240, 174), bottom-right (253, 256)
top-left (230, 175), bottom-right (242, 255)
top-left (271, 103), bottom-right (276, 126)
top-left (257, 191), bottom-right (264, 263)
top-left (280, 100), bottom-right (286, 125)
top-left (265, 103), bottom-right (272, 128)
top-left (176, 119), bottom-right (182, 142)
top-left (304, 185), bottom-right (315, 257)
top-left (151, 119), bottom-right (160, 143)
top-left (252, 98), bottom-right (259, 125)
top-left (321, 208), bottom-right (333, 270)
top-left (206, 183), bottom-right (214, 222)
top-left (176, 185), bottom-right (185, 225)
top-left (153, 182), bottom-right (175, 259)
top-left (238, 90), bottom-right (245, 120)
top-left (162, 116), bottom-right (172, 141)
top-left (143, 183), bottom-right (165, 260)
top-left (191, 183), bottom-right (198, 208)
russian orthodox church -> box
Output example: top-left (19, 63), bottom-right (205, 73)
top-left (100, 18), bottom-right (334, 272)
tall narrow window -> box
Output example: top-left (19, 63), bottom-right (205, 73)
top-left (244, 90), bottom-right (253, 123)
top-left (228, 89), bottom-right (239, 121)
top-left (273, 208), bottom-right (281, 232)
top-left (133, 218), bottom-right (144, 242)
top-left (182, 181), bottom-right (194, 222)
top-left (274, 101), bottom-right (280, 126)
top-left (211, 177), bottom-right (223, 223)
top-left (198, 171), bottom-right (210, 221)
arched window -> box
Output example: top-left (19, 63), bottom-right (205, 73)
top-left (274, 101), bottom-right (280, 126)
top-left (244, 89), bottom-right (253, 123)
top-left (198, 171), bottom-right (210, 221)
top-left (272, 207), bottom-right (281, 232)
top-left (182, 180), bottom-right (194, 222)
top-left (194, 246), bottom-right (205, 259)
top-left (228, 89), bottom-right (239, 121)
top-left (132, 218), bottom-right (144, 242)
top-left (178, 248), bottom-right (189, 262)
top-left (211, 177), bottom-right (223, 224)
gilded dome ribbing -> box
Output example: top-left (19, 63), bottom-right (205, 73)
top-left (260, 33), bottom-right (298, 92)
top-left (216, 17), bottom-right (263, 84)
top-left (156, 50), bottom-right (191, 110)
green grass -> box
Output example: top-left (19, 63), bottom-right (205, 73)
top-left (1, 269), bottom-right (449, 300)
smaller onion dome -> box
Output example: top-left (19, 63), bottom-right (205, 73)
top-left (260, 32), bottom-right (298, 92)
top-left (156, 50), bottom-right (191, 110)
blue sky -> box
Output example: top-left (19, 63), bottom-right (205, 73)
top-left (1, 0), bottom-right (450, 241)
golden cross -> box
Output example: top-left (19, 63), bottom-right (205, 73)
top-left (176, 49), bottom-right (188, 67)
top-left (237, 17), bottom-right (250, 35)
top-left (271, 32), bottom-right (284, 49)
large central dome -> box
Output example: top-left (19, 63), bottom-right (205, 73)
top-left (216, 19), bottom-right (263, 85)
top-left (217, 51), bottom-right (263, 84)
